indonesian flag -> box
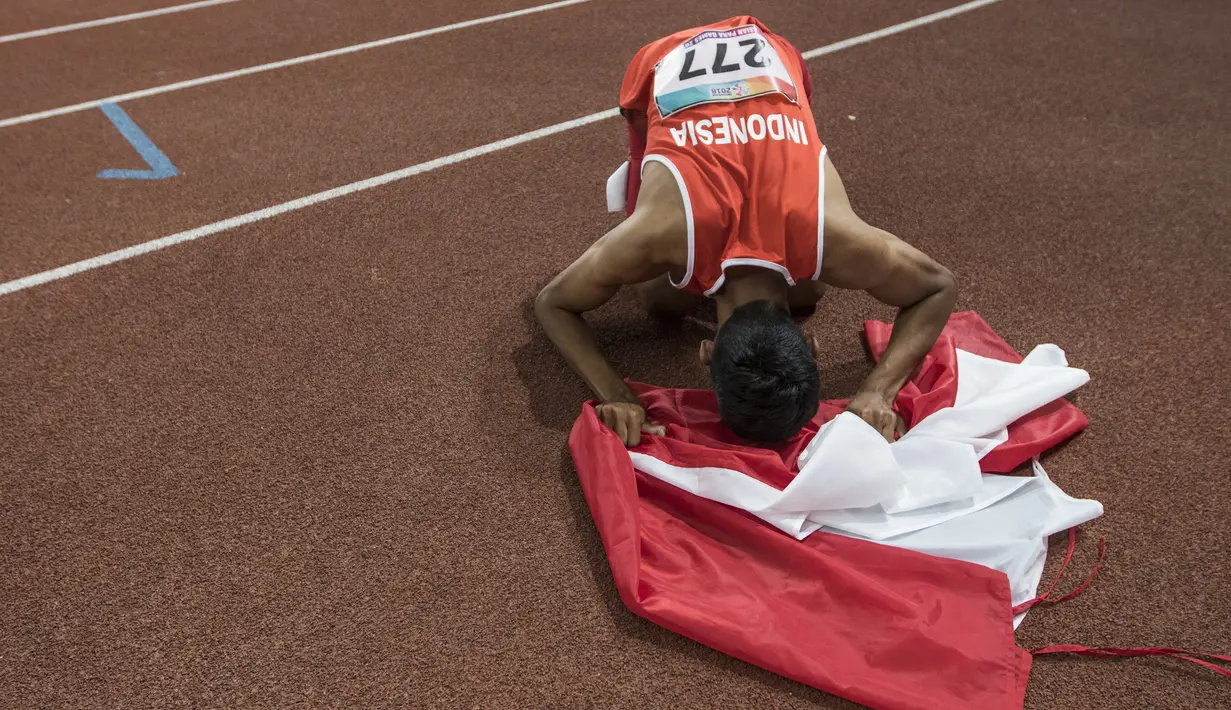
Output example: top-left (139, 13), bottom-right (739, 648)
top-left (568, 312), bottom-right (1097, 710)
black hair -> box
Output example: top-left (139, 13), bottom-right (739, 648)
top-left (709, 300), bottom-right (820, 443)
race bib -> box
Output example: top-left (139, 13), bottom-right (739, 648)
top-left (652, 25), bottom-right (798, 118)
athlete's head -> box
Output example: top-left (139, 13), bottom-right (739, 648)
top-left (701, 300), bottom-right (821, 443)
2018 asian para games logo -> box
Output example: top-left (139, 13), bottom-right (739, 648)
top-left (710, 82), bottom-right (753, 99)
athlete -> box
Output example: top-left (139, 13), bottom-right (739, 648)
top-left (535, 17), bottom-right (957, 447)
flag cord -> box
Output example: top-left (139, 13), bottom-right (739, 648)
top-left (1031, 645), bottom-right (1231, 679)
top-left (1012, 527), bottom-right (1105, 616)
top-left (1021, 529), bottom-right (1230, 680)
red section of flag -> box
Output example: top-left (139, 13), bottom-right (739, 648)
top-left (571, 404), bottom-right (1031, 710)
top-left (568, 313), bottom-right (1092, 709)
top-left (864, 311), bottom-right (1089, 472)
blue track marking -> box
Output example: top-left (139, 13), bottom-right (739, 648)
top-left (96, 103), bottom-right (179, 180)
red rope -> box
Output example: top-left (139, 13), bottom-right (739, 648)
top-left (1032, 644), bottom-right (1231, 679)
top-left (1012, 529), bottom-right (1106, 616)
top-left (1020, 529), bottom-right (1230, 682)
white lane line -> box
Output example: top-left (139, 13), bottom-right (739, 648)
top-left (0, 0), bottom-right (591, 128)
top-left (0, 0), bottom-right (242, 44)
top-left (0, 0), bottom-right (1007, 297)
top-left (0, 109), bottom-right (621, 296)
top-left (800, 0), bottom-right (1004, 59)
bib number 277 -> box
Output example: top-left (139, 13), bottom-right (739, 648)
top-left (678, 38), bottom-right (770, 80)
top-left (653, 25), bottom-right (798, 118)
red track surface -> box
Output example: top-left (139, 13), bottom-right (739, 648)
top-left (2, 1), bottom-right (1228, 708)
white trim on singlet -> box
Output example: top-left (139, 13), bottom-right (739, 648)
top-left (642, 154), bottom-right (695, 290)
top-left (703, 257), bottom-right (796, 297)
top-left (813, 145), bottom-right (828, 280)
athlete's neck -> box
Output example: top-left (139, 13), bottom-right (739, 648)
top-left (714, 267), bottom-right (791, 326)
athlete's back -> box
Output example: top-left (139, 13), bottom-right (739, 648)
top-left (618, 17), bottom-right (827, 297)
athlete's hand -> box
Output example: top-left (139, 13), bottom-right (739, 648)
top-left (595, 401), bottom-right (666, 447)
top-left (846, 390), bottom-right (903, 443)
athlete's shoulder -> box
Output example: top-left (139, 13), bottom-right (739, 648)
top-left (631, 16), bottom-right (766, 61)
top-left (620, 17), bottom-right (803, 111)
top-left (619, 23), bottom-right (717, 109)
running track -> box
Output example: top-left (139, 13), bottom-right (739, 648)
top-left (1, 0), bottom-right (1228, 707)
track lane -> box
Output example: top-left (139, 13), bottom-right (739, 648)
top-left (0, 0), bottom-right (582, 118)
top-left (0, 0), bottom-right (189, 35)
top-left (0, 0), bottom-right (961, 282)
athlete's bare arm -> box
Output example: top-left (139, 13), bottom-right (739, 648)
top-left (535, 164), bottom-right (689, 446)
top-left (819, 155), bottom-right (958, 441)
